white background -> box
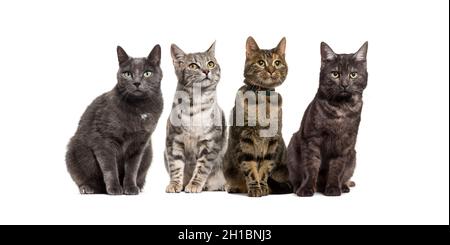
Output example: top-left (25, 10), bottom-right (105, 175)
top-left (0, 0), bottom-right (448, 225)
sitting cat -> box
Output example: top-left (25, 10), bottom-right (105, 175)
top-left (224, 37), bottom-right (292, 197)
top-left (287, 42), bottom-right (368, 196)
top-left (66, 45), bottom-right (163, 195)
top-left (164, 42), bottom-right (226, 193)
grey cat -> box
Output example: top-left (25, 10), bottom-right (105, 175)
top-left (66, 45), bottom-right (163, 195)
top-left (287, 42), bottom-right (368, 196)
top-left (164, 42), bottom-right (226, 193)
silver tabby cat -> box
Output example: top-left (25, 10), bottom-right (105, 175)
top-left (164, 42), bottom-right (226, 193)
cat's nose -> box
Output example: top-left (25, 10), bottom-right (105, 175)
top-left (203, 70), bottom-right (209, 75)
top-left (341, 83), bottom-right (349, 89)
top-left (133, 82), bottom-right (141, 88)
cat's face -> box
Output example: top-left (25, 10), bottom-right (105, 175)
top-left (244, 37), bottom-right (288, 89)
top-left (116, 45), bottom-right (162, 98)
top-left (170, 42), bottom-right (220, 88)
top-left (319, 42), bottom-right (368, 101)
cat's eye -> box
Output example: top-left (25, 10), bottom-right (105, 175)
top-left (143, 71), bottom-right (152, 77)
top-left (331, 71), bottom-right (340, 78)
top-left (349, 72), bottom-right (358, 79)
top-left (122, 71), bottom-right (132, 78)
top-left (257, 60), bottom-right (266, 67)
top-left (207, 61), bottom-right (215, 69)
top-left (274, 60), bottom-right (282, 67)
top-left (189, 63), bottom-right (199, 69)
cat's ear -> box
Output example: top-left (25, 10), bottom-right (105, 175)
top-left (321, 42), bottom-right (336, 62)
top-left (353, 41), bottom-right (368, 62)
top-left (275, 37), bottom-right (286, 56)
top-left (206, 41), bottom-right (216, 56)
top-left (246, 36), bottom-right (260, 57)
top-left (148, 44), bottom-right (161, 66)
top-left (171, 44), bottom-right (186, 66)
top-left (117, 46), bottom-right (130, 64)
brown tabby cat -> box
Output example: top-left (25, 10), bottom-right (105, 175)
top-left (223, 37), bottom-right (292, 197)
top-left (287, 42), bottom-right (368, 197)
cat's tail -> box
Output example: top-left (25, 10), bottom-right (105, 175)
top-left (268, 177), bottom-right (293, 194)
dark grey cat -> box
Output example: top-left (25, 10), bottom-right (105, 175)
top-left (66, 45), bottom-right (163, 195)
top-left (287, 42), bottom-right (368, 197)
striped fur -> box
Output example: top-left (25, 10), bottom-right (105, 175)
top-left (223, 37), bottom-right (292, 197)
top-left (164, 43), bottom-right (226, 193)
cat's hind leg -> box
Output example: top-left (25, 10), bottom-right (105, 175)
top-left (66, 139), bottom-right (106, 194)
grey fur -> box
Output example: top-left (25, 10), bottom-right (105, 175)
top-left (287, 42), bottom-right (368, 197)
top-left (164, 42), bottom-right (226, 193)
top-left (66, 45), bottom-right (164, 195)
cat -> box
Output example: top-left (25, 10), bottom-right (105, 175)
top-left (66, 45), bottom-right (163, 195)
top-left (223, 37), bottom-right (292, 197)
top-left (287, 42), bottom-right (368, 197)
top-left (164, 42), bottom-right (226, 193)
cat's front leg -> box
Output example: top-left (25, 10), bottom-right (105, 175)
top-left (296, 138), bottom-right (321, 197)
top-left (136, 144), bottom-right (153, 191)
top-left (123, 140), bottom-right (148, 195)
top-left (324, 152), bottom-right (352, 196)
top-left (94, 143), bottom-right (122, 195)
top-left (185, 141), bottom-right (219, 193)
top-left (258, 160), bottom-right (275, 196)
top-left (165, 137), bottom-right (186, 193)
top-left (258, 138), bottom-right (281, 195)
top-left (238, 151), bottom-right (262, 197)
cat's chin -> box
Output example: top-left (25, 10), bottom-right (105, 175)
top-left (256, 81), bottom-right (283, 89)
top-left (189, 79), bottom-right (218, 88)
top-left (123, 90), bottom-right (151, 100)
top-left (245, 78), bottom-right (284, 90)
top-left (334, 92), bottom-right (353, 102)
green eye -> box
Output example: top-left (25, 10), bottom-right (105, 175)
top-left (274, 60), bottom-right (282, 67)
top-left (122, 71), bottom-right (132, 78)
top-left (207, 61), bottom-right (215, 69)
top-left (143, 71), bottom-right (152, 77)
top-left (349, 72), bottom-right (358, 79)
top-left (189, 63), bottom-right (199, 69)
top-left (331, 71), bottom-right (340, 78)
top-left (257, 60), bottom-right (266, 66)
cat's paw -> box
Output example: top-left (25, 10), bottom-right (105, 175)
top-left (227, 186), bottom-right (242, 193)
top-left (248, 187), bottom-right (263, 197)
top-left (124, 185), bottom-right (140, 195)
top-left (185, 183), bottom-right (203, 193)
top-left (137, 183), bottom-right (145, 192)
top-left (79, 185), bottom-right (96, 194)
top-left (260, 184), bottom-right (270, 196)
top-left (106, 186), bottom-right (123, 195)
top-left (347, 180), bottom-right (356, 187)
top-left (296, 187), bottom-right (314, 197)
top-left (166, 183), bottom-right (183, 193)
top-left (324, 186), bottom-right (342, 196)
top-left (342, 185), bottom-right (351, 193)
